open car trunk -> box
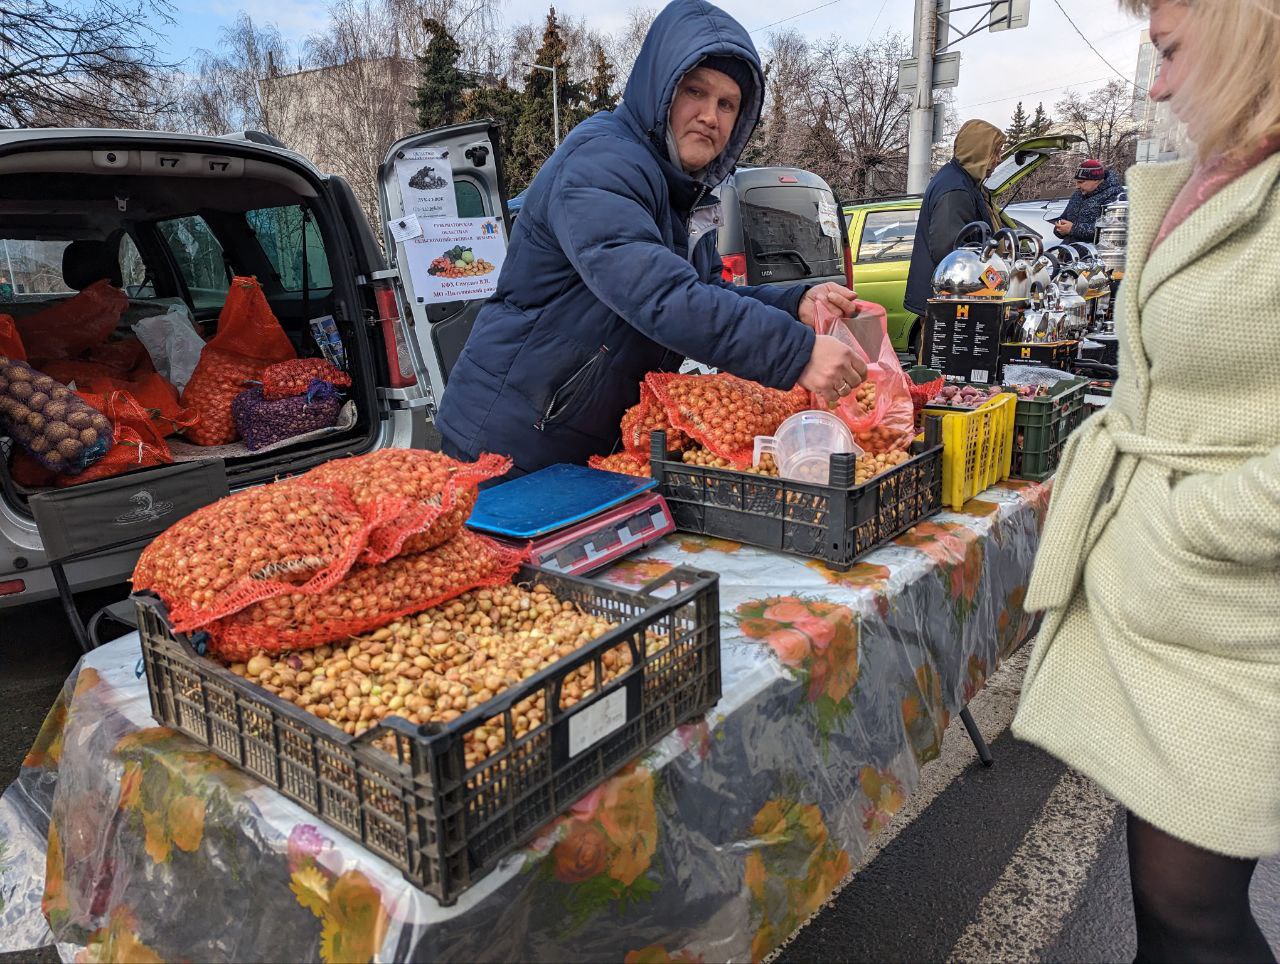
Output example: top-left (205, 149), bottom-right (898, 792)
top-left (0, 133), bottom-right (387, 517)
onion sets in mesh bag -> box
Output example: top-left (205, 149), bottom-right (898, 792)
top-left (132, 448), bottom-right (513, 643)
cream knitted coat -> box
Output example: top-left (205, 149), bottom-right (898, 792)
top-left (1012, 154), bottom-right (1280, 859)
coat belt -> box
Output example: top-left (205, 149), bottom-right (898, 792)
top-left (1025, 412), bottom-right (1268, 612)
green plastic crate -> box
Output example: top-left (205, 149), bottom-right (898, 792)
top-left (1010, 377), bottom-right (1089, 480)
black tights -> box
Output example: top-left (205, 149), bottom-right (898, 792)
top-left (1127, 812), bottom-right (1276, 963)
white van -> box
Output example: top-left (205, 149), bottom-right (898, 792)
top-left (0, 122), bottom-right (508, 608)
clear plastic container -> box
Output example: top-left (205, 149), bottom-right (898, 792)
top-left (755, 410), bottom-right (861, 485)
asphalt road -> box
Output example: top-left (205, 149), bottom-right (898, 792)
top-left (2, 594), bottom-right (1277, 963)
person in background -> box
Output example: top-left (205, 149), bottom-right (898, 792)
top-left (1013, 0), bottom-right (1280, 961)
top-left (903, 120), bottom-right (1006, 321)
top-left (435, 0), bottom-right (865, 478)
top-left (1053, 159), bottom-right (1125, 243)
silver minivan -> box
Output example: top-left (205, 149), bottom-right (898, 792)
top-left (0, 122), bottom-right (508, 609)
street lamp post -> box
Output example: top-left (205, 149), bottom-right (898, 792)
top-left (521, 63), bottom-right (560, 147)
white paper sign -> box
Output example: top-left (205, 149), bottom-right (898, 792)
top-left (387, 214), bottom-right (422, 243)
top-left (395, 148), bottom-right (457, 220)
top-left (817, 197), bottom-right (841, 239)
top-left (402, 217), bottom-right (506, 303)
top-left (568, 688), bottom-right (629, 758)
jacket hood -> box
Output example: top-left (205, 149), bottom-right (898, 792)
top-left (620, 0), bottom-right (764, 186)
top-left (953, 119), bottom-right (1006, 183)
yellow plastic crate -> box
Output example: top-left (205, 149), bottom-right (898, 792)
top-left (924, 393), bottom-right (1016, 509)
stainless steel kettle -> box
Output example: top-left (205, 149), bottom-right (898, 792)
top-left (931, 222), bottom-right (1012, 298)
top-left (1005, 232), bottom-right (1054, 301)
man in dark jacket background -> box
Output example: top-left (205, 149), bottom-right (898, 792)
top-left (1053, 159), bottom-right (1123, 243)
top-left (903, 119), bottom-right (1006, 321)
top-left (435, 0), bottom-right (864, 477)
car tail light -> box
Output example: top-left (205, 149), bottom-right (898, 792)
top-left (0, 579), bottom-right (25, 596)
top-left (843, 242), bottom-right (855, 290)
top-left (373, 281), bottom-right (418, 388)
top-left (721, 253), bottom-right (748, 286)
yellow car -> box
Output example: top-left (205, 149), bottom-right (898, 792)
top-left (844, 135), bottom-right (1083, 352)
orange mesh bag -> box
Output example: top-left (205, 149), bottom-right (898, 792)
top-left (589, 452), bottom-right (650, 477)
top-left (132, 479), bottom-right (403, 632)
top-left (56, 424), bottom-right (171, 488)
top-left (260, 358), bottom-right (352, 400)
top-left (35, 362), bottom-right (195, 438)
top-left (0, 315), bottom-right (26, 361)
top-left (181, 277), bottom-right (296, 445)
top-left (86, 338), bottom-right (149, 373)
top-left (619, 382), bottom-right (688, 456)
top-left (14, 280), bottom-right (126, 359)
top-left (303, 449), bottom-right (511, 562)
top-left (8, 450), bottom-right (55, 488)
top-left (645, 372), bottom-right (809, 468)
top-left (204, 529), bottom-right (528, 661)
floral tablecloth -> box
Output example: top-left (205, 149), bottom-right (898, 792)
top-left (0, 480), bottom-right (1050, 964)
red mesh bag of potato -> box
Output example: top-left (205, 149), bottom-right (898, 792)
top-left (0, 357), bottom-right (114, 475)
top-left (588, 452), bottom-right (650, 477)
top-left (13, 280), bottom-right (126, 359)
top-left (132, 479), bottom-right (403, 632)
top-left (203, 529), bottom-right (528, 660)
top-left (53, 390), bottom-right (175, 488)
top-left (645, 372), bottom-right (809, 468)
top-left (181, 277), bottom-right (296, 445)
top-left (36, 361), bottom-right (195, 438)
top-left (303, 448), bottom-right (511, 562)
top-left (260, 358), bottom-right (352, 400)
top-left (619, 382), bottom-right (688, 456)
top-left (0, 315), bottom-right (26, 361)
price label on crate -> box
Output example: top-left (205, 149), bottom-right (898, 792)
top-left (568, 688), bottom-right (629, 757)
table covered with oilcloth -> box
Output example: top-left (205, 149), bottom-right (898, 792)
top-left (0, 480), bottom-right (1050, 963)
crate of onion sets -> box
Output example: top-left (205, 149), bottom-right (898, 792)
top-left (135, 564), bottom-right (720, 906)
top-left (648, 419), bottom-right (944, 570)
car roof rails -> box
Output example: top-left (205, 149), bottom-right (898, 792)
top-left (842, 193), bottom-right (921, 207)
top-left (226, 130), bottom-right (287, 149)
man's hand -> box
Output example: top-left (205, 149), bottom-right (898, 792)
top-left (798, 334), bottom-right (867, 406)
top-left (798, 282), bottom-right (857, 328)
top-left (1054, 219), bottom-right (1073, 237)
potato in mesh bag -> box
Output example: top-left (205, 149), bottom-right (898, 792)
top-left (0, 355), bottom-right (113, 475)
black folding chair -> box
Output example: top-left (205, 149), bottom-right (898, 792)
top-left (28, 460), bottom-right (229, 653)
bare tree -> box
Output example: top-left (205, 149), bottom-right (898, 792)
top-left (183, 13), bottom-right (302, 137)
top-left (607, 6), bottom-right (656, 83)
top-left (1054, 79), bottom-right (1140, 172)
top-left (0, 0), bottom-right (178, 127)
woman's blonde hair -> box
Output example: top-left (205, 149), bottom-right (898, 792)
top-left (1119, 0), bottom-right (1280, 159)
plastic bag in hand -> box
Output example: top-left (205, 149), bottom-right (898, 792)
top-left (810, 300), bottom-right (916, 454)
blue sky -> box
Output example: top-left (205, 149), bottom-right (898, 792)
top-left (159, 0), bottom-right (1147, 128)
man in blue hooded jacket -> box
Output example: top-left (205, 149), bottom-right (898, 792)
top-left (436, 0), bottom-right (864, 476)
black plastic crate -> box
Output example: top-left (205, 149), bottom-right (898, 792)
top-left (136, 565), bottom-right (721, 906)
top-left (649, 422), bottom-right (944, 570)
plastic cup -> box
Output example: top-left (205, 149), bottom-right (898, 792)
top-left (769, 410), bottom-right (860, 485)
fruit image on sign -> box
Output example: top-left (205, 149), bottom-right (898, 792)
top-left (403, 218), bottom-right (507, 303)
top-left (427, 246), bottom-right (496, 279)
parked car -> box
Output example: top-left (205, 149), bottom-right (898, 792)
top-left (716, 166), bottom-right (849, 289)
top-left (1002, 197), bottom-right (1070, 247)
top-left (843, 135), bottom-right (1083, 352)
top-left (0, 121), bottom-right (510, 609)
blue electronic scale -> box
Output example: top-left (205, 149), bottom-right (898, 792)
top-left (467, 464), bottom-right (675, 576)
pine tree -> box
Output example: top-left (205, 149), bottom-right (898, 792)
top-left (461, 79), bottom-right (524, 183)
top-left (1029, 102), bottom-right (1053, 137)
top-left (511, 7), bottom-right (585, 186)
top-left (412, 18), bottom-right (465, 131)
top-left (585, 42), bottom-right (618, 113)
top-left (1005, 101), bottom-right (1029, 143)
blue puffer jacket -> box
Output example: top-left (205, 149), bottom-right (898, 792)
top-left (435, 0), bottom-right (815, 474)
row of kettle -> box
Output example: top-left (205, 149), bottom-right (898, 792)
top-left (931, 222), bottom-right (1114, 302)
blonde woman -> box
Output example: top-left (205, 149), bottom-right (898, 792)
top-left (1012, 1), bottom-right (1280, 961)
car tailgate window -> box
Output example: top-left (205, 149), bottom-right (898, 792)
top-left (741, 186), bottom-right (841, 283)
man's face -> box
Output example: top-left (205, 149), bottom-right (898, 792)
top-left (670, 66), bottom-right (742, 172)
top-left (1077, 177), bottom-right (1102, 195)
